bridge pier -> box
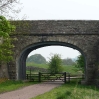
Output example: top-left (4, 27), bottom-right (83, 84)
top-left (81, 50), bottom-right (98, 85)
top-left (7, 62), bottom-right (16, 79)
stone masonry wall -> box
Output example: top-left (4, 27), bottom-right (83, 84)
top-left (4, 20), bottom-right (99, 85)
top-left (11, 34), bottom-right (99, 84)
top-left (11, 20), bottom-right (99, 35)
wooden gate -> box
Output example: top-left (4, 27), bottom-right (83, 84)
top-left (26, 72), bottom-right (70, 83)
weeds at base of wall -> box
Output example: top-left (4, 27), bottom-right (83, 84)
top-left (0, 78), bottom-right (9, 84)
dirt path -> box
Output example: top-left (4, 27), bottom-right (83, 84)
top-left (0, 82), bottom-right (63, 99)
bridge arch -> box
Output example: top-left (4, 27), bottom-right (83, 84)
top-left (7, 20), bottom-right (99, 85)
top-left (17, 41), bottom-right (86, 80)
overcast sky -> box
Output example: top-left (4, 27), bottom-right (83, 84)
top-left (18, 0), bottom-right (99, 60)
top-left (28, 46), bottom-right (80, 61)
top-left (19, 0), bottom-right (99, 20)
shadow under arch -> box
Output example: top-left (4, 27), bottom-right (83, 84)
top-left (17, 41), bottom-right (86, 80)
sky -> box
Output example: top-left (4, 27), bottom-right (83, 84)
top-left (19, 0), bottom-right (99, 20)
top-left (17, 0), bottom-right (99, 60)
top-left (28, 46), bottom-right (80, 61)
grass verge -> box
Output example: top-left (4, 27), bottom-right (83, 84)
top-left (31, 80), bottom-right (99, 99)
top-left (0, 79), bottom-right (38, 93)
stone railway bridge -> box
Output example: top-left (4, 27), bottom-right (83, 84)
top-left (7, 20), bottom-right (99, 85)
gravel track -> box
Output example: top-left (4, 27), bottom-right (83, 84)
top-left (0, 82), bottom-right (63, 99)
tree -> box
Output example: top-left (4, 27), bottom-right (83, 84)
top-left (48, 54), bottom-right (63, 73)
top-left (0, 0), bottom-right (21, 19)
top-left (62, 58), bottom-right (75, 65)
top-left (75, 55), bottom-right (85, 73)
top-left (26, 54), bottom-right (47, 64)
top-left (0, 16), bottom-right (15, 62)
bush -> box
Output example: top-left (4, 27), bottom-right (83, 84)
top-left (75, 55), bottom-right (85, 73)
top-left (0, 16), bottom-right (15, 62)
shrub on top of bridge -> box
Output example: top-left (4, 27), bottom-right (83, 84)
top-left (0, 16), bottom-right (15, 62)
top-left (48, 54), bottom-right (63, 73)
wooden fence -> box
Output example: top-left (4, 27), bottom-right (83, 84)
top-left (26, 72), bottom-right (71, 83)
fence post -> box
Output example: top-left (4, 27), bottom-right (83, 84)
top-left (39, 72), bottom-right (41, 82)
top-left (68, 73), bottom-right (70, 83)
top-left (82, 74), bottom-right (84, 79)
top-left (30, 67), bottom-right (31, 80)
top-left (64, 72), bottom-right (66, 83)
top-left (27, 74), bottom-right (28, 79)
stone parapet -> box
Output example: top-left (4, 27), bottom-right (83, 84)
top-left (10, 20), bottom-right (99, 35)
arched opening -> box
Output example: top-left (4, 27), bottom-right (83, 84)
top-left (17, 41), bottom-right (86, 80)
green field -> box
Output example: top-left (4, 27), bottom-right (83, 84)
top-left (31, 81), bottom-right (99, 99)
top-left (26, 62), bottom-right (48, 69)
top-left (26, 62), bottom-right (82, 75)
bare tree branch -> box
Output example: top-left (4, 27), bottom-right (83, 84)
top-left (0, 0), bottom-right (21, 19)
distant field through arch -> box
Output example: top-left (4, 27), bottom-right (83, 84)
top-left (18, 41), bottom-right (86, 80)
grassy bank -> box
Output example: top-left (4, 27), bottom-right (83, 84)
top-left (0, 79), bottom-right (38, 93)
top-left (31, 81), bottom-right (99, 99)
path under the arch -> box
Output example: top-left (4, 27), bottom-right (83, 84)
top-left (0, 82), bottom-right (63, 99)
